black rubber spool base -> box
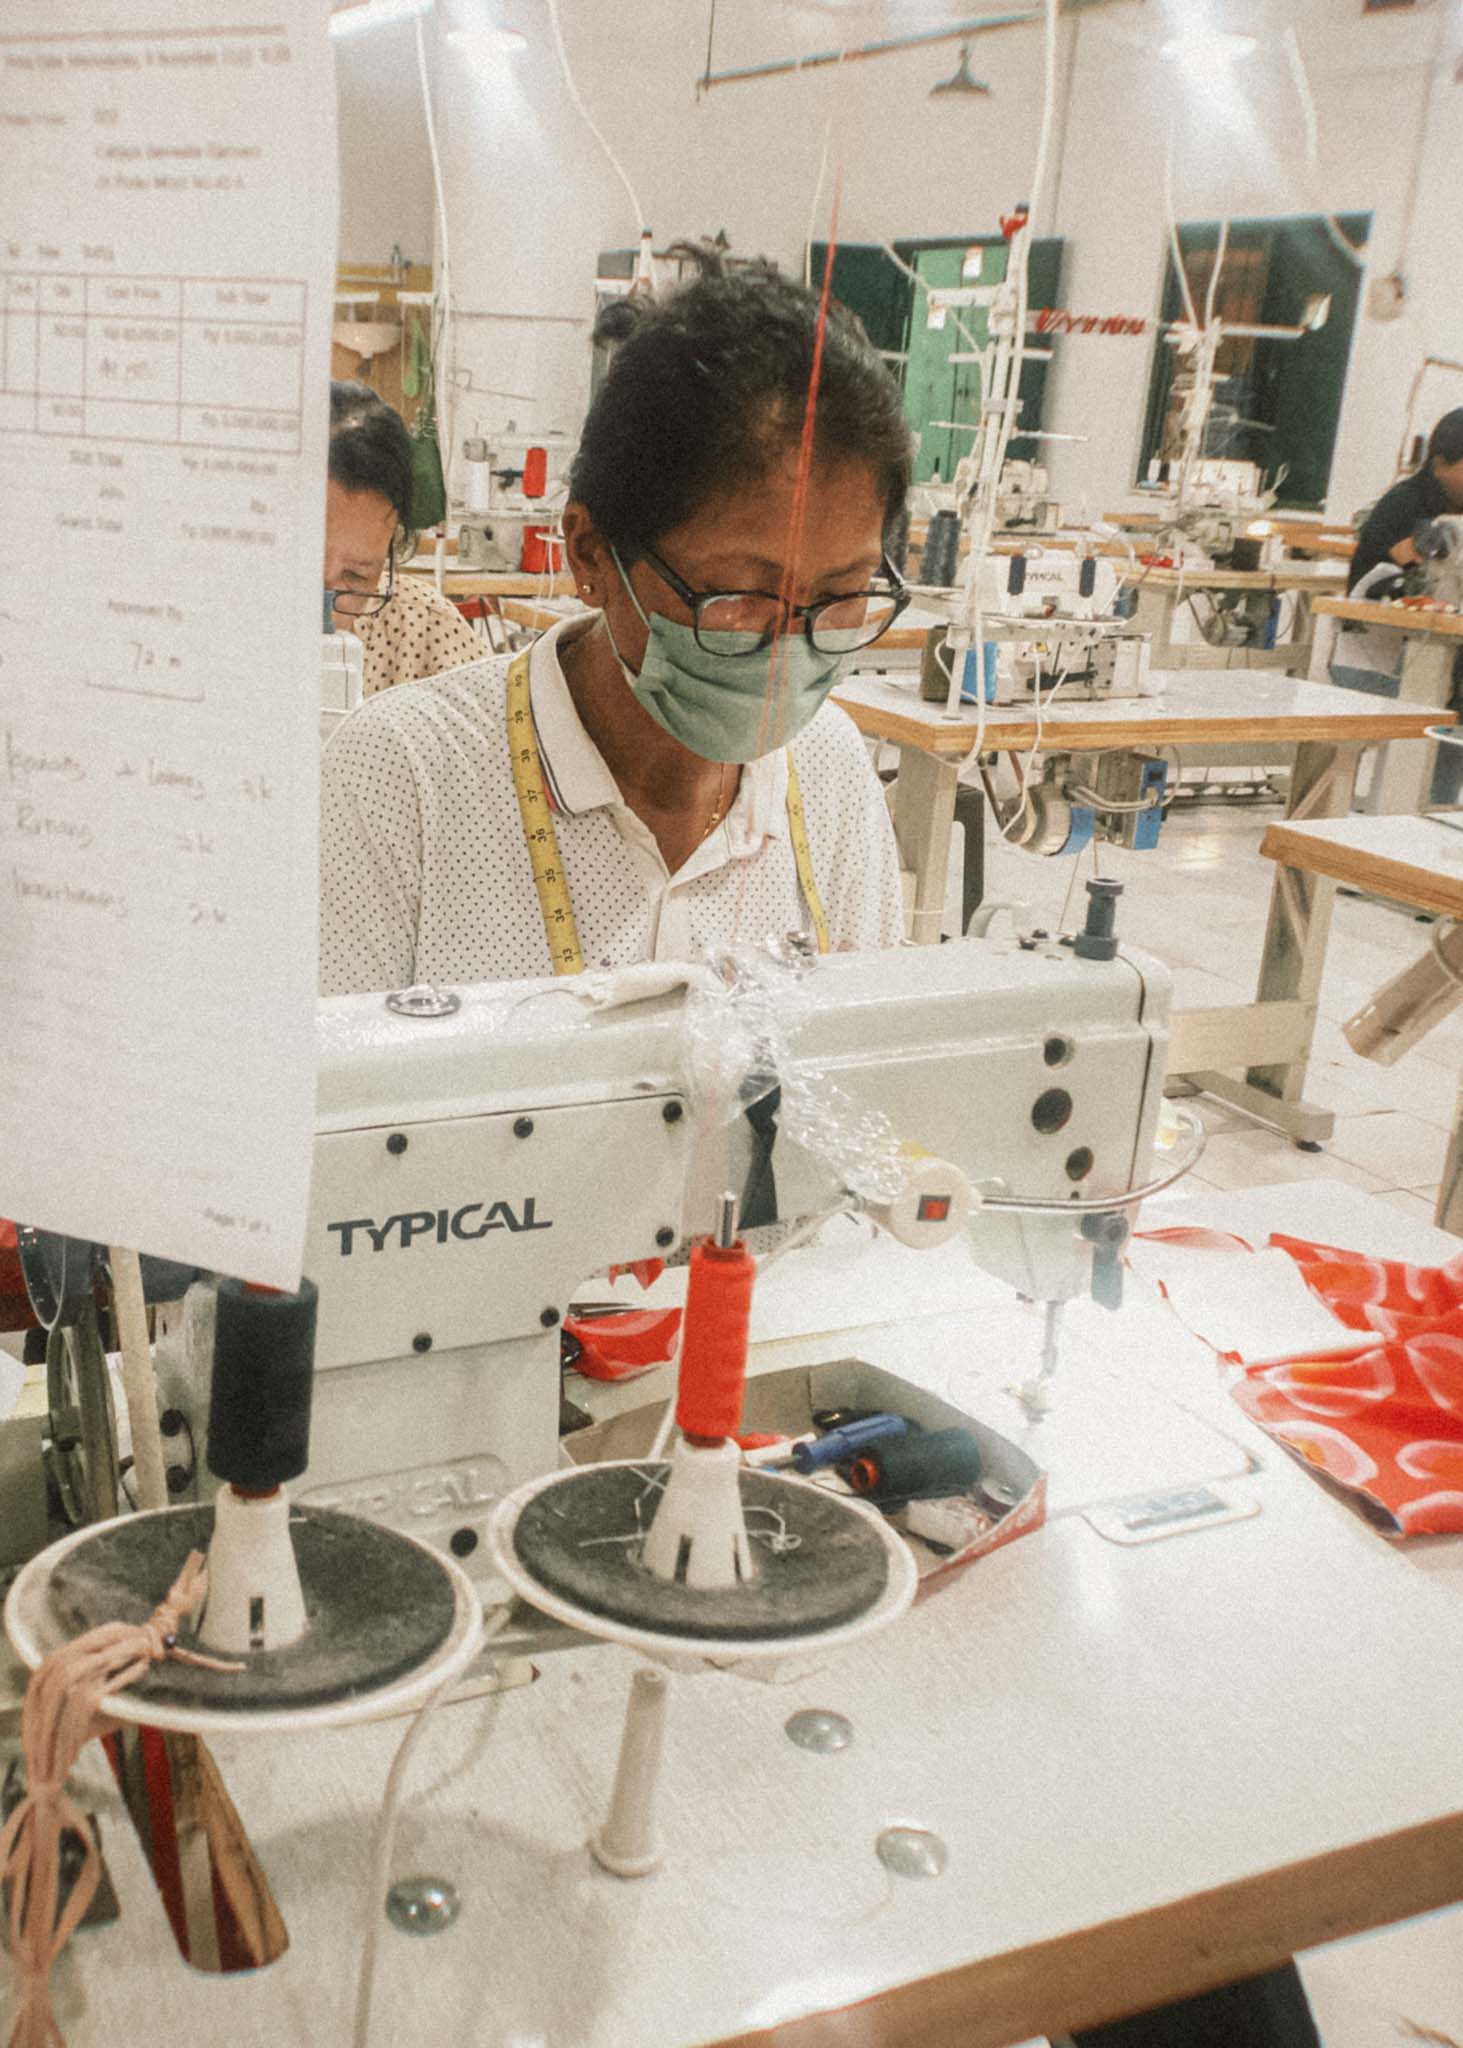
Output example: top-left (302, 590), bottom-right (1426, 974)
top-left (512, 1464), bottom-right (890, 1642)
top-left (46, 1505), bottom-right (457, 1711)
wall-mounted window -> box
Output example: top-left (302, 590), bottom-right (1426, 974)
top-left (1136, 213), bottom-right (1371, 510)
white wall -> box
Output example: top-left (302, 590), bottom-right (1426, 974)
top-left (334, 21), bottom-right (435, 266)
top-left (334, 0), bottom-right (1463, 518)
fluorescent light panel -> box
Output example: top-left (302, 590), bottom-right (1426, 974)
top-left (328, 0), bottom-right (434, 40)
top-left (446, 25), bottom-right (527, 49)
top-left (1159, 29), bottom-right (1258, 61)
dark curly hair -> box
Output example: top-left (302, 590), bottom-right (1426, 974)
top-left (572, 262), bottom-right (912, 557)
top-left (328, 381), bottom-right (414, 539)
top-left (1429, 409), bottom-right (1463, 468)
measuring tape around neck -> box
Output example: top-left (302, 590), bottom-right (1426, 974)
top-left (507, 651), bottom-right (587, 975)
top-left (505, 649), bottom-right (831, 975)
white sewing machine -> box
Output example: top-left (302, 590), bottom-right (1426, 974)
top-left (920, 549), bottom-right (1151, 706)
top-left (319, 628), bottom-right (363, 742)
top-left (1419, 513), bottom-right (1463, 609)
top-left (993, 458), bottom-right (1061, 534)
top-left (139, 936), bottom-right (1171, 1581)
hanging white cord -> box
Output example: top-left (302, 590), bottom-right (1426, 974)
top-left (878, 239), bottom-right (985, 362)
top-left (945, 0), bottom-right (1060, 749)
top-left (804, 116), bottom-right (834, 291)
top-left (352, 1609), bottom-right (512, 2048)
top-left (1163, 112), bottom-right (1200, 333)
top-left (1381, 0), bottom-right (1452, 292)
top-left (414, 16), bottom-right (456, 480)
top-left (1281, 27), bottom-right (1364, 271)
top-left (546, 0), bottom-right (647, 237)
top-left (1202, 217), bottom-right (1229, 336)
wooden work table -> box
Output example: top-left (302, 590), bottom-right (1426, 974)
top-left (22, 1182), bottom-right (1463, 2048)
top-left (835, 666), bottom-right (1428, 761)
top-left (402, 561), bottom-right (575, 601)
top-left (1262, 808), bottom-right (1463, 922)
top-left (1133, 562), bottom-right (1346, 594)
top-left (1316, 597), bottom-right (1463, 813)
top-left (1316, 597), bottom-right (1463, 641)
top-left (1260, 810), bottom-right (1463, 1231)
top-left (1103, 508), bottom-right (1356, 557)
top-left (836, 667), bottom-right (1454, 1148)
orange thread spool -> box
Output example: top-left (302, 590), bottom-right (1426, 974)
top-left (675, 1236), bottom-right (755, 1444)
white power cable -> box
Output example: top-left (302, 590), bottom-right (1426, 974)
top-left (1163, 112), bottom-right (1200, 333)
top-left (546, 0), bottom-right (647, 238)
top-left (352, 1606), bottom-right (511, 2048)
top-left (877, 240), bottom-right (986, 362)
top-left (945, 0), bottom-right (1060, 736)
top-left (996, 644), bottom-right (1046, 843)
top-left (1203, 217), bottom-right (1229, 336)
top-left (1281, 27), bottom-right (1364, 271)
top-left (804, 116), bottom-right (834, 291)
top-left (1385, 0), bottom-right (1453, 292)
top-left (414, 16), bottom-right (456, 480)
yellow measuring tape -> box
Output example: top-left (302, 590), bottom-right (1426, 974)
top-left (506, 651), bottom-right (587, 976)
top-left (505, 649), bottom-right (830, 975)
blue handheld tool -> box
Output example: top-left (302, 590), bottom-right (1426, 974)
top-left (791, 1413), bottom-right (908, 1474)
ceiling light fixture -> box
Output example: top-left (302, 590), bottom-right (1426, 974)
top-left (328, 0), bottom-right (434, 38)
top-left (930, 42), bottom-right (993, 96)
top-left (446, 24), bottom-right (528, 50)
top-left (1159, 30), bottom-right (1258, 62)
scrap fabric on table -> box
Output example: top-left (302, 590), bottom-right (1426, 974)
top-left (1136, 1227), bottom-right (1463, 1535)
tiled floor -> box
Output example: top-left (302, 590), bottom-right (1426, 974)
top-left (984, 789), bottom-right (1463, 2047)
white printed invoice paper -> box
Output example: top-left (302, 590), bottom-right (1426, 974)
top-left (1, 2), bottom-right (336, 1287)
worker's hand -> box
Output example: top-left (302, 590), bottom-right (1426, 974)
top-left (1390, 536), bottom-right (1421, 568)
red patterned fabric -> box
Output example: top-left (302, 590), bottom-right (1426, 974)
top-left (1219, 1233), bottom-right (1463, 1535)
top-left (0, 1217), bottom-right (37, 1334)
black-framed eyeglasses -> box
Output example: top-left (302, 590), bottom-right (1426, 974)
top-left (326, 550), bottom-right (396, 620)
top-left (638, 544), bottom-right (910, 656)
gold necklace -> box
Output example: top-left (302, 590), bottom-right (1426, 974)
top-left (704, 763), bottom-right (733, 835)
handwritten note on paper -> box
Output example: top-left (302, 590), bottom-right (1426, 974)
top-left (0, 3), bottom-right (336, 1287)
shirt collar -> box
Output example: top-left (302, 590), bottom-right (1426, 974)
top-left (528, 615), bottom-right (619, 816)
top-left (528, 614), bottom-right (789, 849)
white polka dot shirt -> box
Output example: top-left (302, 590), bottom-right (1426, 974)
top-left (351, 573), bottom-right (483, 698)
top-left (319, 616), bottom-right (905, 994)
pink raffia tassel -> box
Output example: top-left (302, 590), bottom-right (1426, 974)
top-left (0, 1549), bottom-right (242, 2048)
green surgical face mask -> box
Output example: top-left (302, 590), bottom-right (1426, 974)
top-left (601, 546), bottom-right (852, 765)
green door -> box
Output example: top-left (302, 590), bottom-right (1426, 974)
top-left (902, 244), bottom-right (1004, 486)
top-left (810, 236), bottom-right (1065, 486)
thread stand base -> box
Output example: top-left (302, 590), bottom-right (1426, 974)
top-left (5, 1506), bottom-right (484, 1734)
top-left (490, 1460), bottom-right (918, 1665)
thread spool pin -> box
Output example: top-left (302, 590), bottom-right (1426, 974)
top-left (591, 1666), bottom-right (669, 1879)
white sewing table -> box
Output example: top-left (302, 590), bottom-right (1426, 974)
top-left (19, 1182), bottom-right (1463, 2048)
top-left (1260, 811), bottom-right (1463, 1230)
top-left (1314, 597), bottom-right (1463, 815)
top-left (835, 667), bottom-right (1449, 1146)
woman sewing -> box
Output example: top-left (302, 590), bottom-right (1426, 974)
top-left (318, 264), bottom-right (911, 994)
top-left (319, 260), bottom-right (1324, 2048)
top-left (325, 380), bottom-right (480, 697)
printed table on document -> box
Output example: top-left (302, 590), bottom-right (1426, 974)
top-left (0, 270), bottom-right (305, 451)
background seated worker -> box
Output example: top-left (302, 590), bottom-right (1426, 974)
top-left (1335, 407), bottom-right (1463, 805)
top-left (325, 380), bottom-right (480, 698)
top-left (318, 263), bottom-right (912, 996)
top-left (1348, 407), bottom-right (1463, 590)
